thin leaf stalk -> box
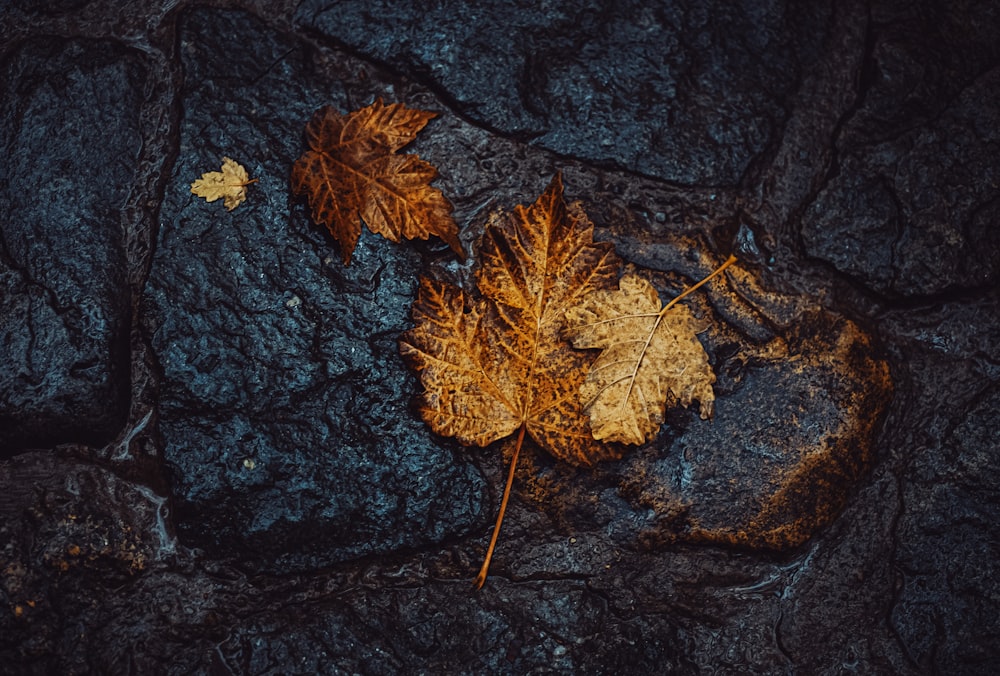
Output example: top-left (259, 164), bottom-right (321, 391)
top-left (618, 253), bottom-right (738, 419)
top-left (659, 254), bottom-right (738, 316)
top-left (473, 422), bottom-right (526, 589)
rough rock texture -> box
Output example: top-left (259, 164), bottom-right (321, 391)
top-left (880, 293), bottom-right (1000, 672)
top-left (143, 9), bottom-right (484, 571)
top-left (0, 39), bottom-right (140, 454)
top-left (802, 2), bottom-right (1000, 296)
top-left (296, 0), bottom-right (829, 185)
top-left (1, 1), bottom-right (998, 674)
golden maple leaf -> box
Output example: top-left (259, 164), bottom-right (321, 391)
top-left (190, 157), bottom-right (257, 211)
top-left (564, 256), bottom-right (737, 445)
top-left (290, 99), bottom-right (462, 264)
top-left (400, 174), bottom-right (621, 587)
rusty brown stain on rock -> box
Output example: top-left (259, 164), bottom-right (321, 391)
top-left (676, 315), bottom-right (893, 550)
top-left (500, 300), bottom-right (893, 556)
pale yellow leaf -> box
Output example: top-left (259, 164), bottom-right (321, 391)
top-left (564, 273), bottom-right (718, 445)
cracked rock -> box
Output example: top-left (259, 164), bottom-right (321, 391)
top-left (296, 0), bottom-right (830, 185)
top-left (1, 0), bottom-right (999, 673)
top-left (0, 39), bottom-right (141, 455)
top-left (143, 9), bottom-right (484, 570)
top-left (802, 6), bottom-right (1000, 296)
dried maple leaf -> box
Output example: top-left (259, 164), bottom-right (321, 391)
top-left (400, 174), bottom-right (621, 587)
top-left (190, 157), bottom-right (257, 211)
top-left (564, 256), bottom-right (737, 445)
top-left (290, 99), bottom-right (462, 264)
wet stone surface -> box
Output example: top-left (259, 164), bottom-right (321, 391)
top-left (800, 0), bottom-right (1000, 297)
top-left (0, 38), bottom-right (141, 454)
top-left (296, 0), bottom-right (828, 185)
top-left (1, 1), bottom-right (999, 674)
top-left (802, 65), bottom-right (1000, 296)
top-left (144, 9), bottom-right (485, 569)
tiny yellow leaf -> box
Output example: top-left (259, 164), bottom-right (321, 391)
top-left (190, 157), bottom-right (257, 211)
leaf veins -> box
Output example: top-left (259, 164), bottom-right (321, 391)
top-left (563, 255), bottom-right (737, 445)
top-left (290, 99), bottom-right (463, 264)
top-left (190, 157), bottom-right (257, 211)
top-left (400, 174), bottom-right (622, 587)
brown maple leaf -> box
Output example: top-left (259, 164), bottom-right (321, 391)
top-left (190, 157), bottom-right (257, 211)
top-left (400, 174), bottom-right (621, 588)
top-left (290, 99), bottom-right (463, 264)
top-left (564, 256), bottom-right (737, 445)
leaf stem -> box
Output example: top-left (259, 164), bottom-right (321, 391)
top-left (614, 254), bottom-right (738, 430)
top-left (660, 254), bottom-right (738, 317)
top-left (473, 422), bottom-right (526, 590)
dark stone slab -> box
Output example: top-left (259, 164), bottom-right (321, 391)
top-left (881, 292), bottom-right (1000, 672)
top-left (143, 9), bottom-right (484, 570)
top-left (295, 0), bottom-right (829, 185)
top-left (0, 39), bottom-right (141, 455)
top-left (802, 6), bottom-right (1000, 296)
top-left (0, 452), bottom-right (167, 671)
top-left (893, 386), bottom-right (1000, 672)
